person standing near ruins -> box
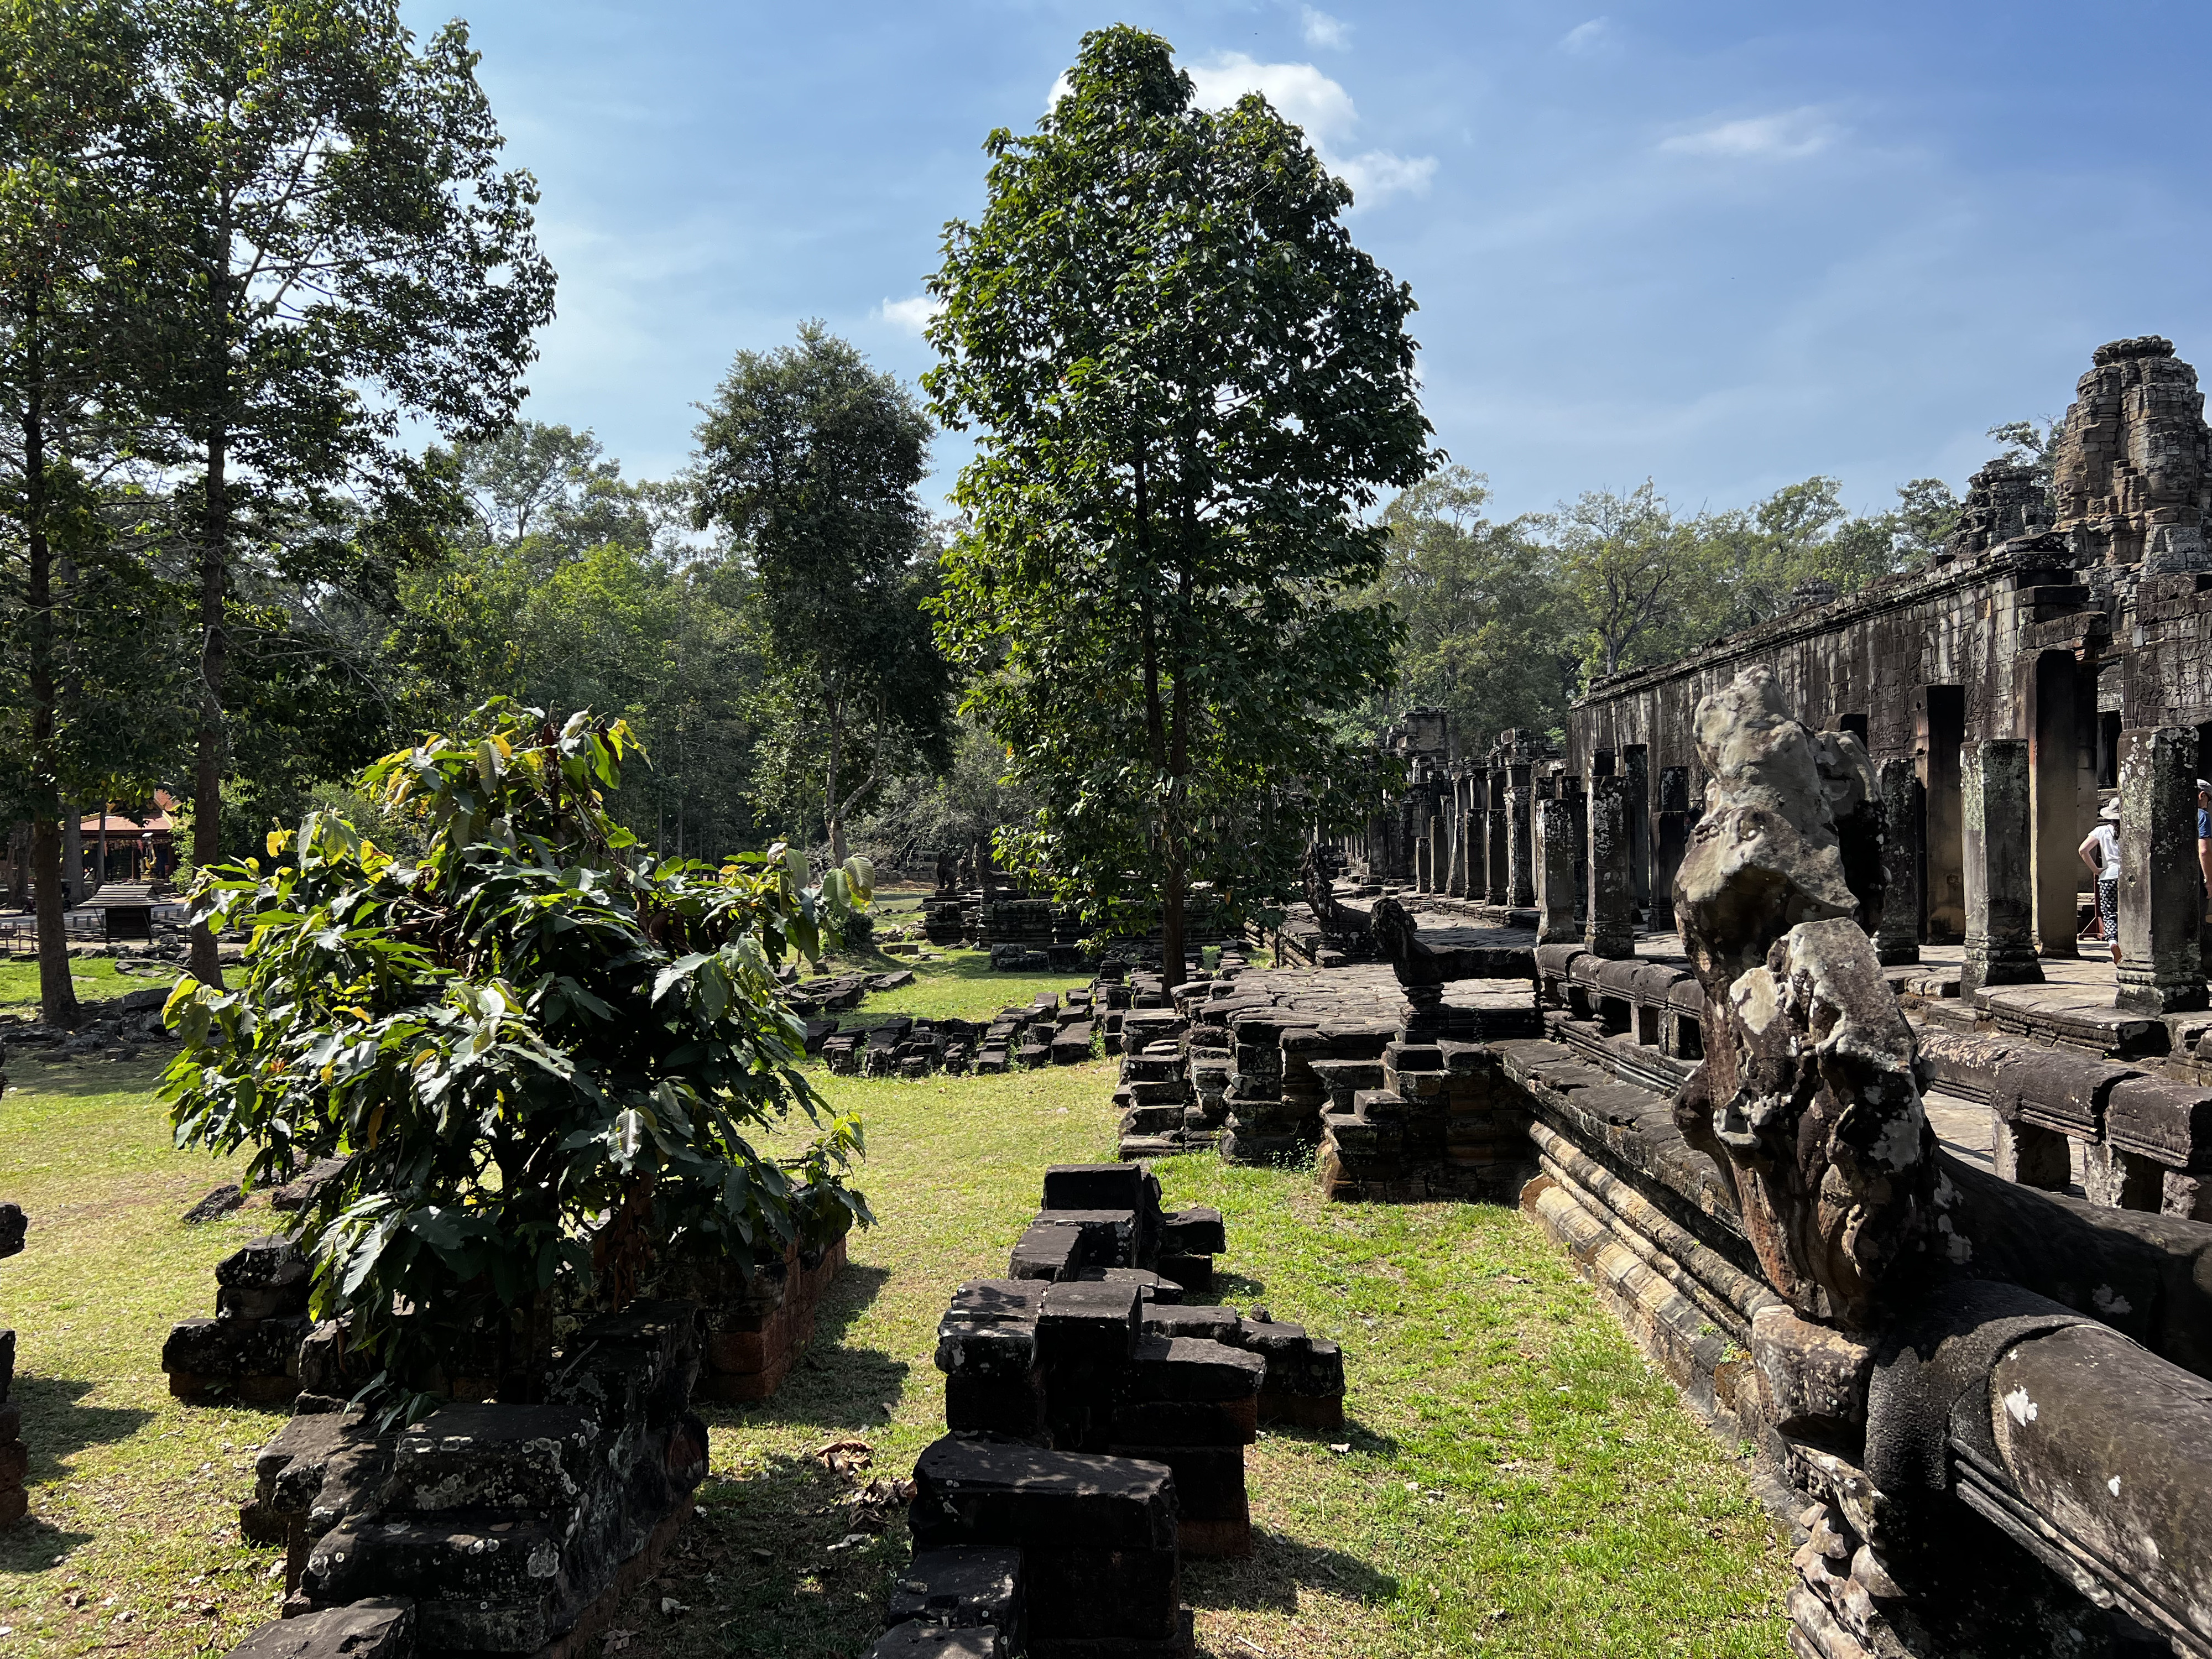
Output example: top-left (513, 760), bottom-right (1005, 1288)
top-left (2197, 779), bottom-right (2212, 924)
top-left (2081, 799), bottom-right (2122, 966)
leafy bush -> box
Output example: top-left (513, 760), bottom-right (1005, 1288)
top-left (165, 703), bottom-right (873, 1402)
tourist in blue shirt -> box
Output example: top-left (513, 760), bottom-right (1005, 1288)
top-left (2200, 780), bottom-right (2212, 924)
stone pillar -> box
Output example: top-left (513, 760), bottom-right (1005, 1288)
top-left (1535, 792), bottom-right (1578, 945)
top-left (1656, 766), bottom-right (1689, 924)
top-left (2030, 651), bottom-right (2081, 958)
top-left (1444, 775), bottom-right (1466, 898)
top-left (1874, 758), bottom-right (1922, 966)
top-left (2084, 1142), bottom-right (2164, 1211)
top-left (1486, 769), bottom-right (1509, 904)
top-left (1624, 745), bottom-right (1651, 914)
top-left (1564, 778), bottom-right (1588, 924)
top-left (2115, 726), bottom-right (2208, 1013)
top-left (1992, 1118), bottom-right (2072, 1190)
top-left (1960, 739), bottom-right (2043, 997)
top-left (1427, 807), bottom-right (1445, 897)
top-left (1506, 765), bottom-right (1535, 907)
top-left (1585, 774), bottom-right (1634, 958)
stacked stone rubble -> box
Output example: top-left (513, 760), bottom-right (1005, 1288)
top-left (881, 1164), bottom-right (1345, 1656)
top-left (163, 1235), bottom-right (312, 1406)
top-left (664, 1230), bottom-right (851, 1404)
top-left (234, 1301), bottom-right (707, 1654)
top-left (0, 1202), bottom-right (23, 1527)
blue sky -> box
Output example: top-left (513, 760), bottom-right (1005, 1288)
top-left (399, 0), bottom-right (2212, 522)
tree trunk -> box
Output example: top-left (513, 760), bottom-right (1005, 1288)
top-left (824, 687), bottom-right (848, 869)
top-left (189, 418), bottom-right (228, 986)
top-left (1161, 866), bottom-right (1187, 997)
top-left (21, 293), bottom-right (77, 1028)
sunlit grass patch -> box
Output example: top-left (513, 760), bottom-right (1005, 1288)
top-left (0, 1030), bottom-right (1790, 1659)
top-left (0, 958), bottom-right (127, 1011)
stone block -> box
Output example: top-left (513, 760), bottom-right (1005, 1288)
top-left (946, 1369), bottom-right (1048, 1438)
top-left (1157, 1207), bottom-right (1224, 1256)
top-left (1154, 1254), bottom-right (1213, 1297)
top-left (1989, 1050), bottom-right (2138, 1138)
top-left (1124, 1335), bottom-right (1265, 1404)
top-left (1037, 1280), bottom-right (1142, 1367)
top-left (387, 1404), bottom-right (599, 1512)
top-left (1992, 1117), bottom-right (2073, 1191)
top-left (217, 1235), bottom-right (310, 1293)
top-left (2105, 1077), bottom-right (2212, 1171)
top-left (225, 1599), bottom-right (415, 1659)
top-left (1032, 1209), bottom-right (1139, 1270)
top-left (865, 1622), bottom-right (1003, 1657)
top-left (885, 1545), bottom-right (1024, 1647)
top-left (1009, 1224), bottom-right (1083, 1282)
top-left (907, 1435), bottom-right (1181, 1647)
top-left (1750, 1306), bottom-right (1872, 1436)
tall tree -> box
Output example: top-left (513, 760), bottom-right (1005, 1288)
top-left (692, 324), bottom-right (952, 865)
top-left (1545, 480), bottom-right (1710, 682)
top-left (0, 0), bottom-right (177, 1022)
top-left (1368, 466), bottom-right (1571, 744)
top-left (144, 0), bottom-right (555, 984)
top-left (925, 26), bottom-right (1430, 988)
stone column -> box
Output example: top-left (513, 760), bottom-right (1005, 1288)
top-left (1585, 773), bottom-right (1634, 958)
top-left (1656, 766), bottom-right (1689, 924)
top-left (1427, 806), bottom-right (1445, 897)
top-left (1443, 775), bottom-right (1465, 898)
top-left (1624, 745), bottom-right (1651, 914)
top-left (2116, 726), bottom-right (2208, 1013)
top-left (1874, 758), bottom-right (1922, 966)
top-left (1506, 765), bottom-right (1535, 907)
top-left (1535, 790), bottom-right (1578, 945)
top-left (1960, 739), bottom-right (2043, 997)
top-left (2030, 651), bottom-right (2081, 958)
top-left (1486, 768), bottom-right (1509, 904)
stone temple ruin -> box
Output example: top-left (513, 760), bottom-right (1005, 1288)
top-left (1104, 340), bottom-right (2212, 1658)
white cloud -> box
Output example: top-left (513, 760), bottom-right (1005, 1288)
top-left (1185, 53), bottom-right (1359, 145)
top-left (1183, 52), bottom-right (1436, 208)
top-left (1338, 150), bottom-right (1439, 202)
top-left (1660, 108), bottom-right (1838, 161)
top-left (1300, 6), bottom-right (1350, 50)
top-left (878, 295), bottom-right (940, 334)
top-left (1561, 18), bottom-right (1610, 54)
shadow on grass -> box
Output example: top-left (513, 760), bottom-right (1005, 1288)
top-left (15, 1373), bottom-right (158, 1466)
top-left (11, 1054), bottom-right (174, 1099)
top-left (0, 1375), bottom-right (152, 1571)
top-left (655, 1448), bottom-right (914, 1658)
top-left (701, 1263), bottom-right (909, 1432)
top-left (1185, 1524), bottom-right (1400, 1613)
top-left (1212, 1270), bottom-right (1268, 1303)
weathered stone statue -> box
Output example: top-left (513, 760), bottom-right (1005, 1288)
top-left (1671, 667), bottom-right (1939, 1331)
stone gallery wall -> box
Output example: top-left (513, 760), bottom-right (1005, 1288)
top-left (1280, 658), bottom-right (2212, 1657)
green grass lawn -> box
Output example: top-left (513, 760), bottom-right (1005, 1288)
top-left (823, 944), bottom-right (1098, 1031)
top-left (0, 1022), bottom-right (1790, 1658)
top-left (0, 959), bottom-right (128, 1012)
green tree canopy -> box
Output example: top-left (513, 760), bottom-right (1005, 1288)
top-left (1365, 466), bottom-right (1572, 745)
top-left (692, 325), bottom-right (953, 865)
top-left (138, 0), bottom-right (556, 983)
top-left (165, 703), bottom-right (873, 1404)
top-left (925, 25), bottom-right (1431, 984)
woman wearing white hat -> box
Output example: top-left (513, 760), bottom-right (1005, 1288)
top-left (2079, 797), bottom-right (2123, 966)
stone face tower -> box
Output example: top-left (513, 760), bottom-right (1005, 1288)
top-left (2049, 335), bottom-right (2212, 572)
top-left (1944, 459), bottom-right (2050, 561)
